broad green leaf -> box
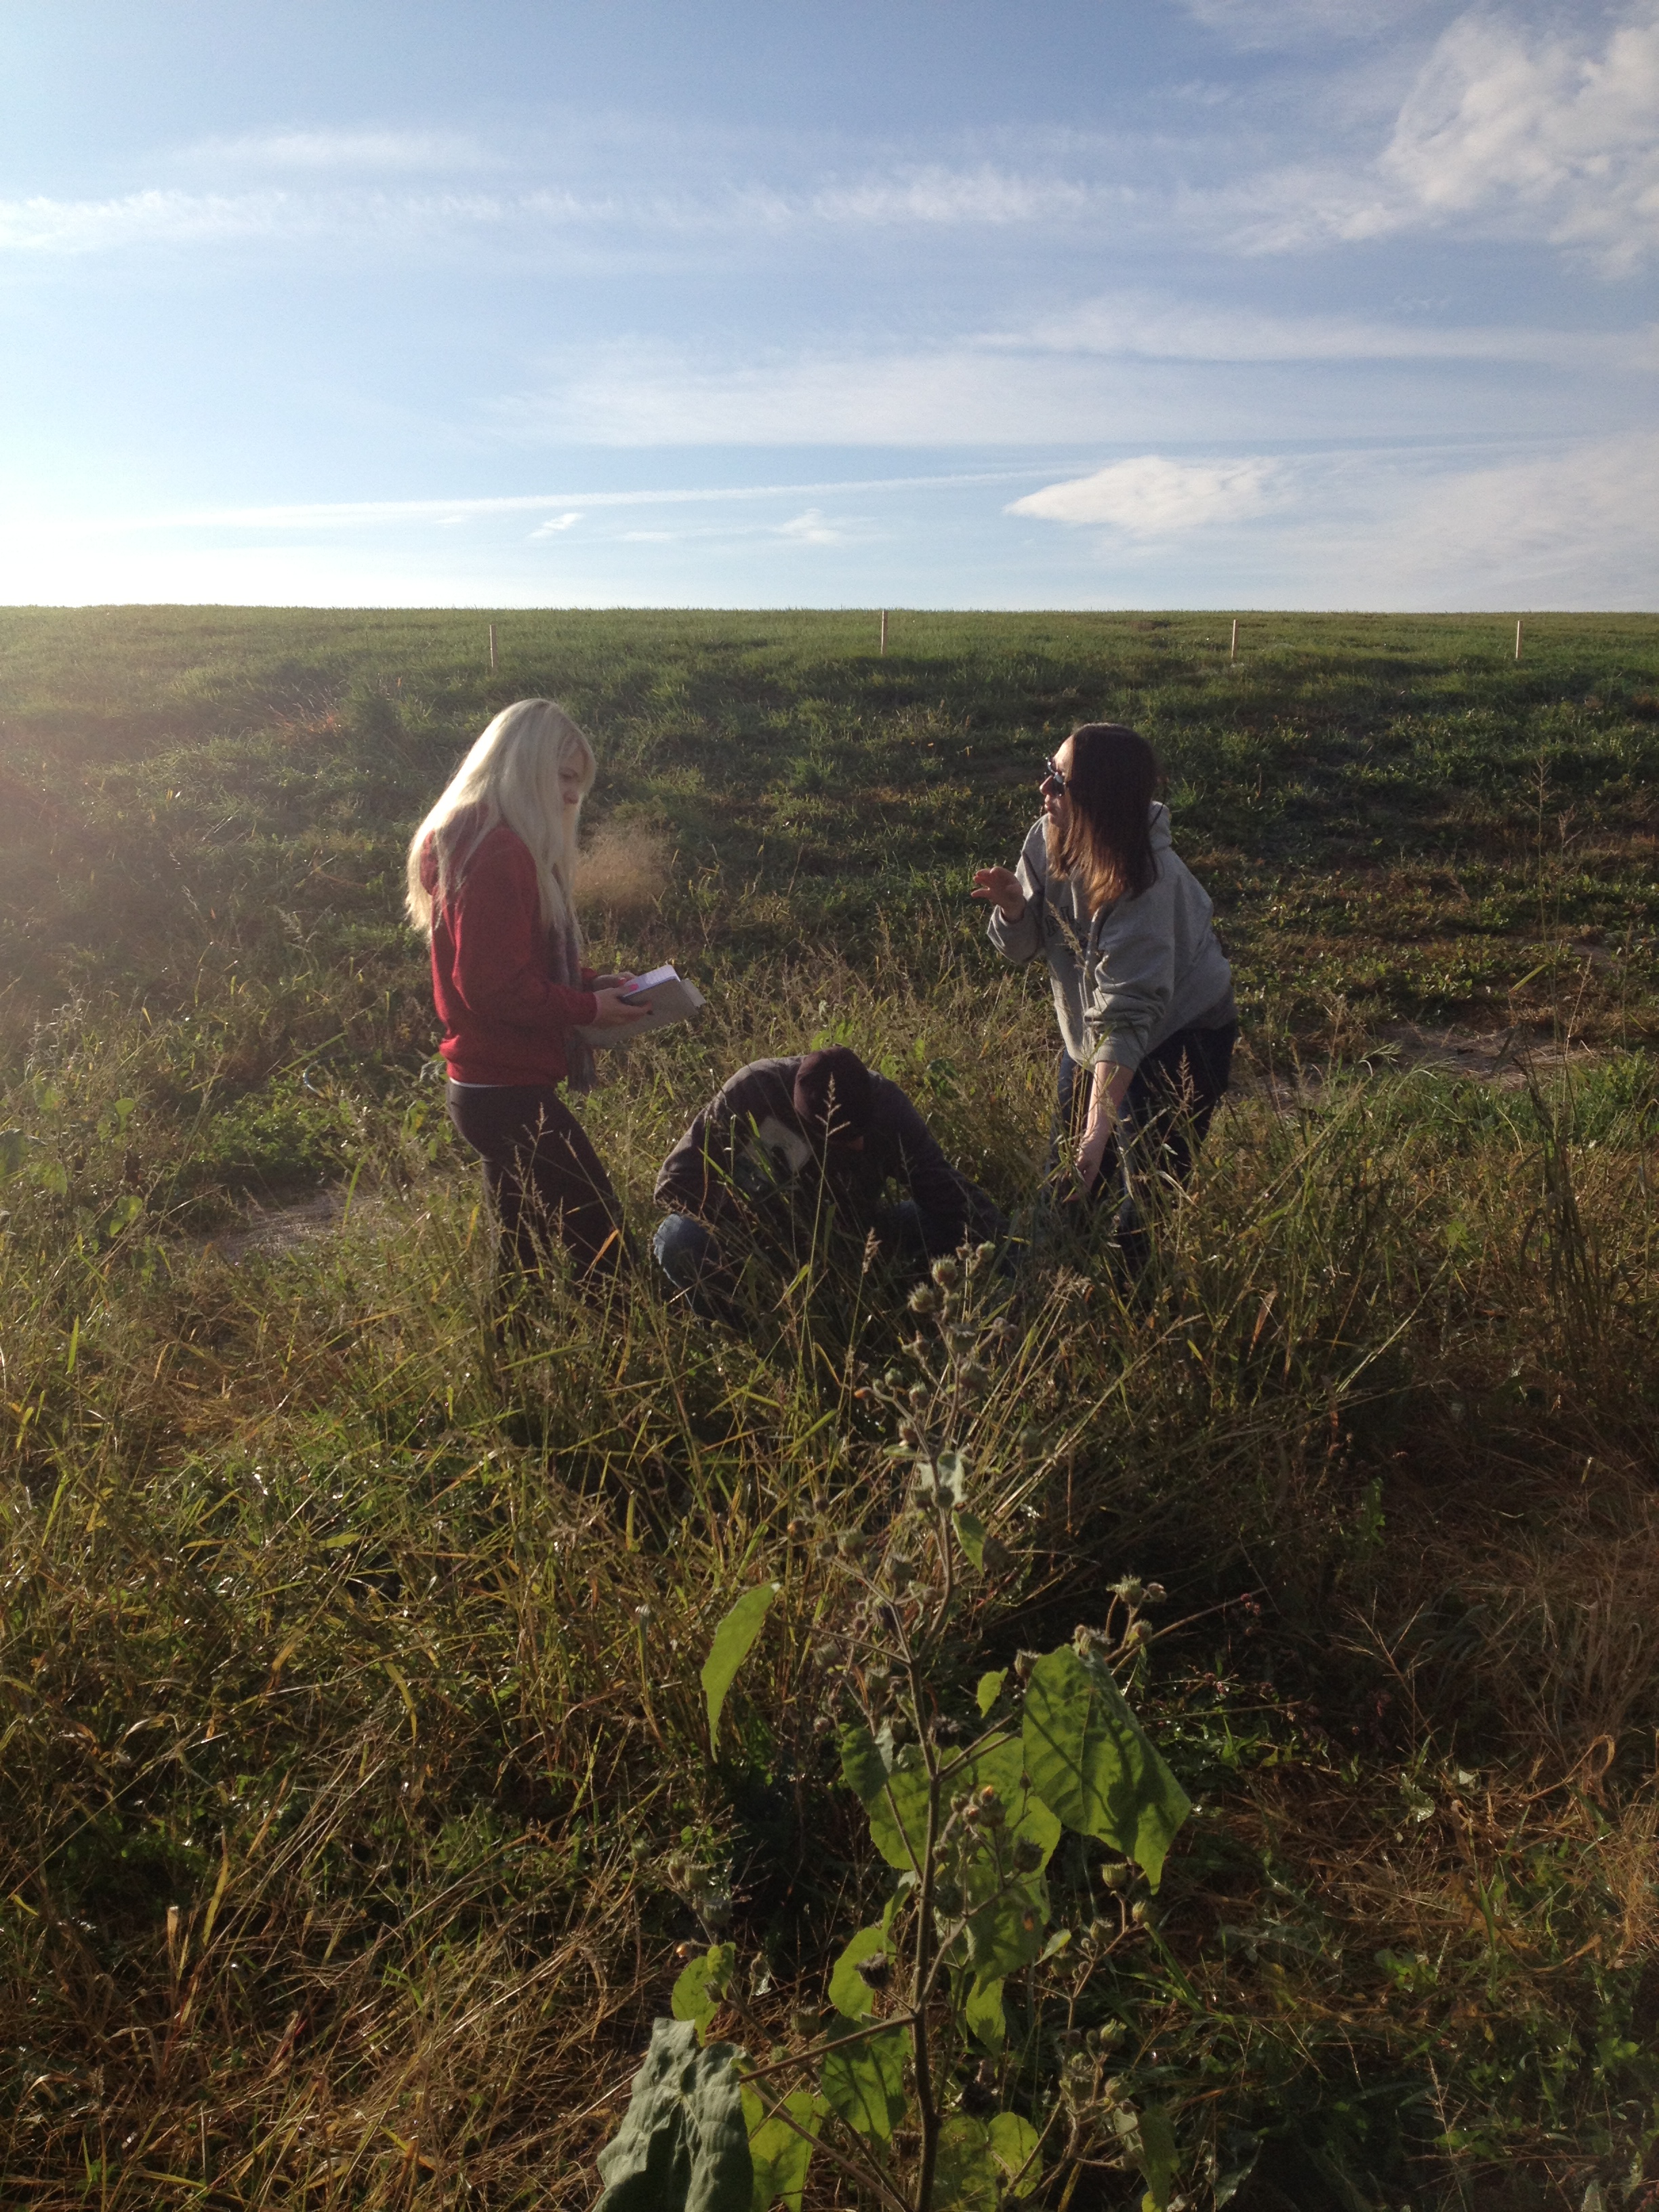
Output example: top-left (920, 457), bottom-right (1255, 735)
top-left (867, 1750), bottom-right (932, 1872)
top-left (1133, 2103), bottom-right (1179, 2212)
top-left (703, 1584), bottom-right (779, 1753)
top-left (933, 2115), bottom-right (998, 2211)
top-left (104, 1193), bottom-right (144, 1237)
top-left (819, 2017), bottom-right (907, 2142)
top-left (742, 2086), bottom-right (825, 2212)
top-left (1114, 2104), bottom-right (1180, 2212)
top-left (1021, 1647), bottom-right (1191, 1888)
top-left (826, 1925), bottom-right (886, 2019)
top-left (966, 1877), bottom-right (1047, 1988)
top-left (989, 2112), bottom-right (1043, 2198)
top-left (840, 1726), bottom-right (932, 1872)
top-left (838, 1721), bottom-right (889, 1803)
top-left (966, 1736), bottom-right (1061, 1873)
top-left (975, 1669), bottom-right (1006, 1717)
top-left (672, 1942), bottom-right (735, 2042)
top-left (954, 1510), bottom-right (987, 1568)
top-left (0, 1129), bottom-right (32, 1179)
top-left (594, 2016), bottom-right (752, 2212)
top-left (964, 1973), bottom-right (1006, 2053)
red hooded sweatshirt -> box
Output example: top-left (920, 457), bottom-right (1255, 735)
top-left (422, 823), bottom-right (598, 1087)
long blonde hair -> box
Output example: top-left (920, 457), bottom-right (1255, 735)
top-left (405, 699), bottom-right (596, 941)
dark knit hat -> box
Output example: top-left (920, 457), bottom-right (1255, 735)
top-left (792, 1046), bottom-right (874, 1145)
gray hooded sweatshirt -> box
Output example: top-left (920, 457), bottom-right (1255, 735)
top-left (987, 803), bottom-right (1235, 1073)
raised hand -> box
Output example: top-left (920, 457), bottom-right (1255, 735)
top-left (970, 865), bottom-right (1026, 922)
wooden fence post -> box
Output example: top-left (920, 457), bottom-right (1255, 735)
top-left (1515, 619), bottom-right (1523, 663)
top-left (489, 623), bottom-right (497, 672)
top-left (1230, 617), bottom-right (1239, 662)
top-left (880, 610), bottom-right (887, 656)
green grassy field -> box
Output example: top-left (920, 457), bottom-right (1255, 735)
top-left (1, 607), bottom-right (1658, 2212)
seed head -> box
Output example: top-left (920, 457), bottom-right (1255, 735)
top-left (1011, 1837), bottom-right (1044, 1874)
top-left (855, 1952), bottom-right (891, 1990)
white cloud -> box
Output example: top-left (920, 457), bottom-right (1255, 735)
top-left (1349, 430), bottom-right (1659, 602)
top-left (806, 165), bottom-right (1102, 226)
top-left (1008, 455), bottom-right (1282, 535)
top-left (504, 339), bottom-right (1326, 445)
top-left (185, 127), bottom-right (493, 171)
top-left (1005, 291), bottom-right (1658, 369)
top-left (1379, 5), bottom-right (1659, 268)
top-left (773, 507), bottom-right (848, 545)
top-left (0, 161), bottom-right (1124, 260)
top-left (529, 511), bottom-right (582, 537)
top-left (1176, 0), bottom-right (1443, 45)
top-left (0, 187), bottom-right (302, 253)
top-left (1223, 4), bottom-right (1659, 266)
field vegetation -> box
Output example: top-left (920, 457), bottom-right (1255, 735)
top-left (1, 606), bottom-right (1658, 2211)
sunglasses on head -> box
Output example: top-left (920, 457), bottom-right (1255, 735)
top-left (1041, 757), bottom-right (1069, 794)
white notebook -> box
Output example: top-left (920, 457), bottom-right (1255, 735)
top-left (576, 962), bottom-right (706, 1048)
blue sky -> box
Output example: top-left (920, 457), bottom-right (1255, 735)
top-left (2, 0), bottom-right (1655, 609)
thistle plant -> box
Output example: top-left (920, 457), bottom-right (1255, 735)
top-left (594, 1252), bottom-right (1193, 2212)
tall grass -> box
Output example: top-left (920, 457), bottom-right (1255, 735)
top-left (2, 609), bottom-right (1658, 2207)
top-left (3, 939), bottom-right (1657, 2207)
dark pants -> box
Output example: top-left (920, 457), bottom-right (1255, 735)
top-left (447, 1082), bottom-right (628, 1293)
top-left (1053, 1022), bottom-right (1237, 1263)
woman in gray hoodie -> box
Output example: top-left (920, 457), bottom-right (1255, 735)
top-left (972, 722), bottom-right (1236, 1257)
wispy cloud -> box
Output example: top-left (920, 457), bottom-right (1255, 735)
top-left (62, 470), bottom-right (1033, 537)
top-left (804, 165), bottom-right (1106, 226)
top-left (1175, 0), bottom-right (1444, 47)
top-left (185, 127), bottom-right (495, 171)
top-left (1004, 293), bottom-right (1659, 371)
top-left (0, 161), bottom-right (1128, 260)
top-left (1350, 430), bottom-right (1659, 603)
top-left (773, 507), bottom-right (851, 545)
top-left (1009, 455), bottom-right (1282, 535)
top-left (0, 188), bottom-right (302, 253)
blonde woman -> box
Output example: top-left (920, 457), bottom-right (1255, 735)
top-left (406, 699), bottom-right (648, 1298)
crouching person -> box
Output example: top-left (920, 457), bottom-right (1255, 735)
top-left (652, 1045), bottom-right (1004, 1313)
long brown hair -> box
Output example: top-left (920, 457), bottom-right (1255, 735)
top-left (1046, 722), bottom-right (1161, 910)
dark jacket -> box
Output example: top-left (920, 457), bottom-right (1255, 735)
top-left (655, 1057), bottom-right (980, 1242)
